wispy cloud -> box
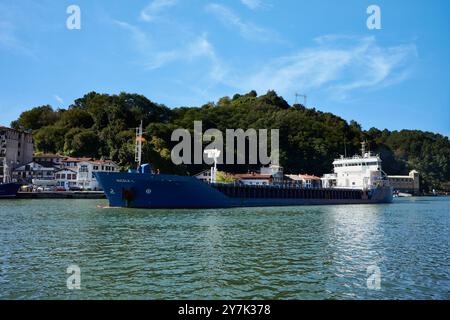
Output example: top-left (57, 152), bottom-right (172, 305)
top-left (140, 0), bottom-right (177, 22)
top-left (146, 34), bottom-right (227, 82)
top-left (114, 20), bottom-right (226, 81)
top-left (240, 0), bottom-right (264, 10)
top-left (206, 3), bottom-right (278, 42)
top-left (53, 95), bottom-right (64, 105)
top-left (0, 4), bottom-right (33, 56)
top-left (227, 36), bottom-right (417, 101)
top-left (113, 20), bottom-right (151, 52)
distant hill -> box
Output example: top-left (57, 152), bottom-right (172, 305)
top-left (11, 90), bottom-right (450, 192)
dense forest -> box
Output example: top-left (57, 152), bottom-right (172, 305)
top-left (10, 90), bottom-right (450, 192)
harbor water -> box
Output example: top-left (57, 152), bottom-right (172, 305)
top-left (0, 197), bottom-right (449, 299)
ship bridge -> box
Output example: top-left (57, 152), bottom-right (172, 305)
top-left (326, 143), bottom-right (388, 190)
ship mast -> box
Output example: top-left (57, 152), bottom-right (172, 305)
top-left (135, 120), bottom-right (143, 168)
top-left (204, 148), bottom-right (221, 183)
top-left (361, 141), bottom-right (367, 157)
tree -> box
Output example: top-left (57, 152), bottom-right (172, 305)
top-left (10, 90), bottom-right (449, 191)
top-left (34, 125), bottom-right (65, 153)
top-left (71, 130), bottom-right (100, 158)
top-left (59, 108), bottom-right (94, 128)
top-left (216, 171), bottom-right (236, 183)
top-left (11, 105), bottom-right (59, 130)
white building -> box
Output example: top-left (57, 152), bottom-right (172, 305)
top-left (76, 160), bottom-right (119, 190)
top-left (62, 157), bottom-right (92, 169)
top-left (194, 169), bottom-right (212, 183)
top-left (12, 161), bottom-right (57, 186)
top-left (55, 168), bottom-right (78, 190)
top-left (321, 173), bottom-right (337, 188)
top-left (33, 154), bottom-right (67, 169)
top-left (233, 173), bottom-right (273, 186)
top-left (285, 174), bottom-right (322, 188)
top-left (0, 126), bottom-right (33, 183)
top-left (388, 170), bottom-right (420, 195)
top-left (260, 165), bottom-right (284, 184)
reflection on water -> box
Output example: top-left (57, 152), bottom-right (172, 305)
top-left (0, 197), bottom-right (449, 299)
top-left (323, 205), bottom-right (385, 298)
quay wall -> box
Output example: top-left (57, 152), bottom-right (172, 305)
top-left (17, 191), bottom-right (106, 199)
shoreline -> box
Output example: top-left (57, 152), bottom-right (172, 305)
top-left (16, 191), bottom-right (106, 199)
top-left (9, 192), bottom-right (449, 200)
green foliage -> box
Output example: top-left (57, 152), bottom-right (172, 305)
top-left (11, 90), bottom-right (450, 192)
top-left (70, 129), bottom-right (100, 158)
top-left (11, 105), bottom-right (60, 130)
top-left (59, 108), bottom-right (94, 128)
top-left (33, 125), bottom-right (65, 153)
top-left (216, 171), bottom-right (236, 183)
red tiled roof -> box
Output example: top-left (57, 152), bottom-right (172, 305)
top-left (63, 157), bottom-right (92, 162)
top-left (89, 160), bottom-right (116, 165)
top-left (299, 174), bottom-right (321, 180)
top-left (233, 173), bottom-right (273, 180)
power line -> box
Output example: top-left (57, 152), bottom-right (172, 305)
top-left (295, 93), bottom-right (307, 106)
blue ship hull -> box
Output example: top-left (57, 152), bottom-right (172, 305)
top-left (0, 183), bottom-right (21, 198)
top-left (95, 172), bottom-right (393, 209)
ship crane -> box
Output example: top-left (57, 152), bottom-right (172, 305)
top-left (135, 120), bottom-right (144, 168)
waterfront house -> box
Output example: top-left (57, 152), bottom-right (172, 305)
top-left (285, 174), bottom-right (322, 188)
top-left (62, 157), bottom-right (93, 169)
top-left (33, 154), bottom-right (67, 169)
top-left (232, 172), bottom-right (273, 186)
top-left (321, 173), bottom-right (338, 188)
top-left (55, 168), bottom-right (78, 190)
top-left (284, 174), bottom-right (304, 187)
top-left (12, 161), bottom-right (58, 186)
top-left (260, 165), bottom-right (284, 185)
top-left (76, 160), bottom-right (119, 190)
top-left (194, 169), bottom-right (212, 183)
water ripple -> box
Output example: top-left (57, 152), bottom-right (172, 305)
top-left (0, 197), bottom-right (449, 299)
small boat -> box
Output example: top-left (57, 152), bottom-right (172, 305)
top-left (0, 183), bottom-right (21, 198)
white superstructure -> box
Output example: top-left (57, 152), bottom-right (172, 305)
top-left (323, 142), bottom-right (389, 190)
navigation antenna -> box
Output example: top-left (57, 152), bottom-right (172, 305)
top-left (361, 141), bottom-right (367, 157)
top-left (135, 120), bottom-right (143, 168)
top-left (295, 93), bottom-right (307, 106)
top-left (204, 148), bottom-right (221, 184)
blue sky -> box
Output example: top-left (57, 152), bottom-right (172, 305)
top-left (0, 0), bottom-right (449, 137)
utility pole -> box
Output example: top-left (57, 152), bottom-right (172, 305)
top-left (295, 93), bottom-right (307, 106)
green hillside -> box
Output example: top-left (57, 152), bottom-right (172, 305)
top-left (10, 90), bottom-right (450, 192)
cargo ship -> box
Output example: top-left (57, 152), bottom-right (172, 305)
top-left (0, 183), bottom-right (21, 198)
top-left (95, 127), bottom-right (393, 208)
